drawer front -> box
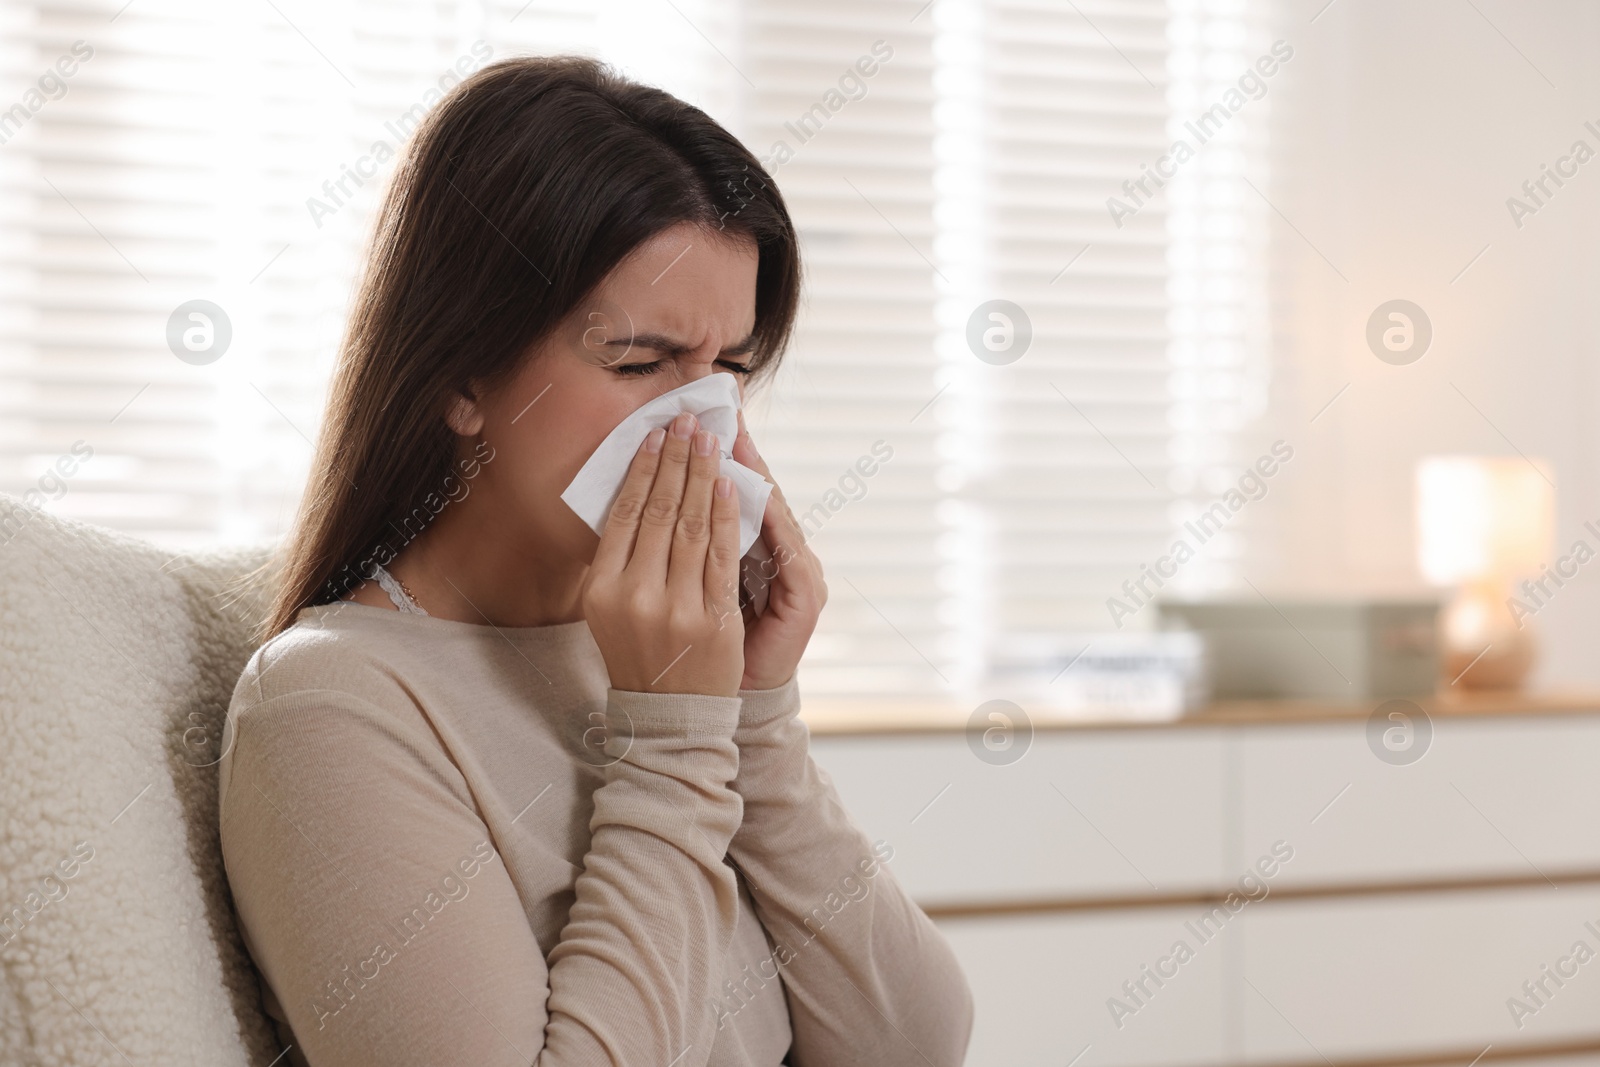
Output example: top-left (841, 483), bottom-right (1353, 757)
top-left (1240, 887), bottom-right (1600, 1061)
top-left (937, 888), bottom-right (1600, 1067)
top-left (809, 730), bottom-right (1228, 905)
top-left (1238, 717), bottom-right (1600, 886)
top-left (938, 909), bottom-right (1225, 1067)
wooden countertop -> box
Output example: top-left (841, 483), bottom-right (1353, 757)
top-left (798, 689), bottom-right (1600, 736)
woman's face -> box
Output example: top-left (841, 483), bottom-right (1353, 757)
top-left (459, 221), bottom-right (761, 565)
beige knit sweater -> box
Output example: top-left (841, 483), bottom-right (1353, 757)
top-left (217, 599), bottom-right (973, 1067)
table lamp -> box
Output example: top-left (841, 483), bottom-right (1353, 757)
top-left (1416, 456), bottom-right (1554, 689)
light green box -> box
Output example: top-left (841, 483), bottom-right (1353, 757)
top-left (1157, 599), bottom-right (1440, 700)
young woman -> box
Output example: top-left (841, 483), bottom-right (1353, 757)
top-left (218, 55), bottom-right (973, 1067)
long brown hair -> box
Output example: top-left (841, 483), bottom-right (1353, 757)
top-left (248, 55), bottom-right (801, 643)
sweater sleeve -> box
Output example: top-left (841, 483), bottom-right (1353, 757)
top-left (218, 684), bottom-right (744, 1067)
top-left (725, 677), bottom-right (975, 1067)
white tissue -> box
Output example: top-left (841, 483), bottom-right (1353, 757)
top-left (560, 373), bottom-right (772, 559)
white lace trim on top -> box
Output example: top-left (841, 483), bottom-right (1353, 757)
top-left (366, 562), bottom-right (428, 616)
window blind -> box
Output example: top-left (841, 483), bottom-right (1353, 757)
top-left (0, 0), bottom-right (1271, 700)
top-left (1161, 0), bottom-right (1276, 597)
top-left (737, 0), bottom-right (943, 696)
top-left (743, 0), bottom-right (1184, 698)
top-left (0, 0), bottom-right (603, 550)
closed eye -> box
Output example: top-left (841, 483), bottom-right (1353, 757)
top-left (612, 359), bottom-right (752, 376)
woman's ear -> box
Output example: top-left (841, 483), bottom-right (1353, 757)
top-left (445, 390), bottom-right (485, 436)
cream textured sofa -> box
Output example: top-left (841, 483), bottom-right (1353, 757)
top-left (0, 493), bottom-right (285, 1066)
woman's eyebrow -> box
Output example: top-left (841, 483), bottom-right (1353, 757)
top-left (603, 331), bottom-right (756, 357)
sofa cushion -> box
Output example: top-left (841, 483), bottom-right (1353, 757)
top-left (0, 492), bottom-right (284, 1066)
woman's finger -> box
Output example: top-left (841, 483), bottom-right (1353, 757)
top-left (667, 428), bottom-right (720, 601)
top-left (592, 427), bottom-right (665, 575)
top-left (732, 409), bottom-right (767, 477)
top-left (627, 411), bottom-right (697, 578)
top-left (704, 475), bottom-right (741, 620)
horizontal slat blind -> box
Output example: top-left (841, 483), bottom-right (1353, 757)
top-left (977, 0), bottom-right (1173, 666)
top-left (0, 0), bottom-right (602, 548)
top-left (1163, 0), bottom-right (1276, 596)
top-left (744, 0), bottom-right (1180, 697)
top-left (739, 0), bottom-right (943, 696)
top-left (0, 0), bottom-right (1270, 699)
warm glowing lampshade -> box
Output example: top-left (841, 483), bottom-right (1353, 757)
top-left (1416, 456), bottom-right (1554, 584)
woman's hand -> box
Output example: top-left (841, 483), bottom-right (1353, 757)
top-left (732, 410), bottom-right (827, 691)
top-left (582, 412), bottom-right (745, 697)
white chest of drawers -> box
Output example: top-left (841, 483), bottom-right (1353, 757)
top-left (805, 695), bottom-right (1600, 1067)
